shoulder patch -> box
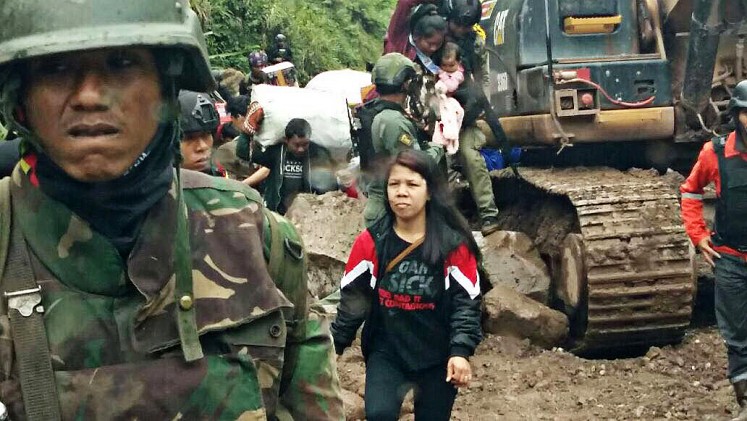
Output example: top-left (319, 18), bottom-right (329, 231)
top-left (399, 133), bottom-right (413, 146)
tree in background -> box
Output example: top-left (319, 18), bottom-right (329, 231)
top-left (190, 0), bottom-right (396, 84)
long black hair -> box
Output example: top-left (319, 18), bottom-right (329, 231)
top-left (384, 149), bottom-right (480, 266)
top-left (410, 4), bottom-right (447, 40)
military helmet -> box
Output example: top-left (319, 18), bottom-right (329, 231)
top-left (372, 53), bottom-right (417, 91)
top-left (275, 34), bottom-right (287, 43)
top-left (248, 50), bottom-right (269, 67)
top-left (0, 0), bottom-right (214, 92)
top-left (178, 90), bottom-right (220, 135)
top-left (441, 0), bottom-right (482, 27)
top-left (729, 80), bottom-right (747, 113)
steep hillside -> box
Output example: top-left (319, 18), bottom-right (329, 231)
top-left (190, 0), bottom-right (397, 83)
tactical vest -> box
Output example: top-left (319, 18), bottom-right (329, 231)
top-left (712, 136), bottom-right (747, 251)
top-left (355, 99), bottom-right (406, 171)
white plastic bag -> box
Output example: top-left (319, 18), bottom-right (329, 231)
top-left (251, 84), bottom-right (352, 151)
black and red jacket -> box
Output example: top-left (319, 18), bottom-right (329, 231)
top-left (330, 216), bottom-right (483, 370)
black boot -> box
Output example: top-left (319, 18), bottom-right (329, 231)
top-left (732, 380), bottom-right (747, 421)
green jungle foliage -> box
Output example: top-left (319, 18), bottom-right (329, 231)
top-left (190, 0), bottom-right (397, 84)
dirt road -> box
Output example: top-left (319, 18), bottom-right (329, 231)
top-left (338, 327), bottom-right (736, 420)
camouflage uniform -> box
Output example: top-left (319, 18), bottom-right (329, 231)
top-left (363, 54), bottom-right (444, 225)
top-left (0, 0), bottom-right (343, 418)
top-left (0, 163), bottom-right (343, 420)
top-left (451, 28), bottom-right (501, 229)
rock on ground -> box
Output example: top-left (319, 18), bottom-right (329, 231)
top-left (482, 285), bottom-right (568, 349)
top-left (481, 230), bottom-right (552, 304)
top-left (286, 192), bottom-right (365, 298)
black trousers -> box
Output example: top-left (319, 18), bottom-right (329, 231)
top-left (364, 349), bottom-right (458, 421)
top-left (714, 254), bottom-right (747, 382)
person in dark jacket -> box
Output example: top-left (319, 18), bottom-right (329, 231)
top-left (331, 149), bottom-right (483, 421)
top-left (267, 33), bottom-right (294, 64)
top-left (252, 118), bottom-right (337, 214)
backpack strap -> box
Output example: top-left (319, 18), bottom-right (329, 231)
top-left (712, 135), bottom-right (727, 154)
top-left (263, 209), bottom-right (307, 331)
top-left (0, 176), bottom-right (62, 420)
top-left (262, 209), bottom-right (308, 395)
top-left (265, 208), bottom-right (286, 280)
top-left (0, 177), bottom-right (11, 284)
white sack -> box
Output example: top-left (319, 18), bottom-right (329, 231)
top-left (252, 84), bottom-right (352, 150)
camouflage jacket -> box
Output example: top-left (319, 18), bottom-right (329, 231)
top-left (0, 165), bottom-right (343, 420)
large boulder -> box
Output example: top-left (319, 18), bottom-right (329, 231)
top-left (482, 285), bottom-right (569, 348)
top-left (481, 231), bottom-right (552, 304)
top-left (286, 192), bottom-right (365, 298)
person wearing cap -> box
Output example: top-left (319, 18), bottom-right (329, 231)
top-left (363, 53), bottom-right (445, 226)
top-left (213, 94), bottom-right (271, 184)
top-left (0, 0), bottom-right (343, 419)
top-left (178, 90), bottom-right (228, 177)
top-left (240, 50), bottom-right (269, 95)
top-left (681, 80), bottom-right (747, 421)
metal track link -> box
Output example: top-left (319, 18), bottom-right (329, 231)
top-left (517, 168), bottom-right (695, 352)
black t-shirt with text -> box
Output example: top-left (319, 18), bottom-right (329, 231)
top-left (372, 232), bottom-right (449, 370)
top-left (278, 153), bottom-right (304, 214)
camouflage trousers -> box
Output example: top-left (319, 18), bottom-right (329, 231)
top-left (456, 124), bottom-right (499, 223)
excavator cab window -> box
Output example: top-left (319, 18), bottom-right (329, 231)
top-left (559, 0), bottom-right (622, 35)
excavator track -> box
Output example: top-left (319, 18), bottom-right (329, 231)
top-left (496, 168), bottom-right (696, 352)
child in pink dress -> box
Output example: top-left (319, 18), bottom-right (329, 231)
top-left (432, 42), bottom-right (465, 155)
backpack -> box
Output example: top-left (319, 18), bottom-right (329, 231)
top-left (353, 98), bottom-right (405, 171)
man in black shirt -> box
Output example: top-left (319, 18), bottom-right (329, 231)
top-left (252, 118), bottom-right (337, 214)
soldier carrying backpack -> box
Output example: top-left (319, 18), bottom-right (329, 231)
top-left (356, 53), bottom-right (445, 226)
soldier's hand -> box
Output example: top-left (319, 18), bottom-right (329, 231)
top-left (697, 237), bottom-right (721, 267)
top-left (446, 356), bottom-right (472, 387)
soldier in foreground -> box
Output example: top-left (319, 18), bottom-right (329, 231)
top-left (0, 0), bottom-right (343, 419)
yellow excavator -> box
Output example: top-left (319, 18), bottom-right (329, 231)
top-left (479, 0), bottom-right (746, 352)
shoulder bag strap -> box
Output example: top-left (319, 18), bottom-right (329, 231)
top-left (385, 236), bottom-right (424, 274)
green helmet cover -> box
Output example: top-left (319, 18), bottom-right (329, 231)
top-left (372, 53), bottom-right (417, 90)
top-left (730, 80), bottom-right (747, 113)
top-left (0, 0), bottom-right (214, 92)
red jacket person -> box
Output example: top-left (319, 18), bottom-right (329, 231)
top-left (680, 80), bottom-right (747, 421)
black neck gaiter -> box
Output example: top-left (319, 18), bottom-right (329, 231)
top-left (35, 123), bottom-right (176, 257)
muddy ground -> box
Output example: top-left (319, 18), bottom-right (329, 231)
top-left (337, 325), bottom-right (735, 420)
top-left (336, 235), bottom-right (731, 420)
